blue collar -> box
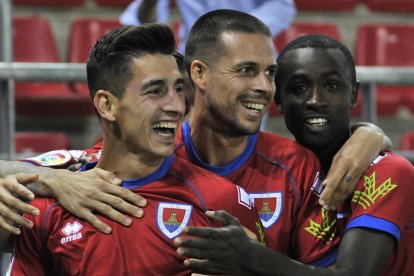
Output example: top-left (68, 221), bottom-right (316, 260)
top-left (81, 155), bottom-right (174, 188)
top-left (181, 121), bottom-right (258, 176)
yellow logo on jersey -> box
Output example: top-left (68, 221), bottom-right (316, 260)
top-left (256, 220), bottom-right (266, 246)
top-left (304, 208), bottom-right (336, 243)
top-left (352, 171), bottom-right (397, 209)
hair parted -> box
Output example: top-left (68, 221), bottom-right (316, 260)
top-left (86, 24), bottom-right (176, 99)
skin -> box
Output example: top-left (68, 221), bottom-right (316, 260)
top-left (175, 47), bottom-right (395, 275)
top-left (94, 54), bottom-right (185, 179)
top-left (189, 32), bottom-right (277, 166)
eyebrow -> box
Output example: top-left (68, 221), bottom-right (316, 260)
top-left (235, 61), bottom-right (278, 70)
top-left (140, 77), bottom-right (185, 90)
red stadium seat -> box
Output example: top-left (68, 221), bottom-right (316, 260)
top-left (13, 0), bottom-right (84, 7)
top-left (274, 22), bottom-right (342, 52)
top-left (399, 131), bottom-right (414, 151)
top-left (363, 0), bottom-right (414, 12)
top-left (95, 0), bottom-right (130, 7)
top-left (294, 0), bottom-right (358, 11)
top-left (15, 132), bottom-right (71, 153)
top-left (13, 16), bottom-right (93, 116)
top-left (68, 18), bottom-right (121, 95)
top-left (355, 24), bottom-right (414, 115)
top-left (270, 22), bottom-right (342, 117)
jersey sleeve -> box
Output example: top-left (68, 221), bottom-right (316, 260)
top-left (9, 199), bottom-right (54, 275)
top-left (345, 153), bottom-right (414, 243)
top-left (288, 148), bottom-right (341, 266)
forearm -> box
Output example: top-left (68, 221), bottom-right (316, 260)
top-left (0, 161), bottom-right (54, 196)
top-left (245, 243), bottom-right (340, 276)
top-left (351, 122), bottom-right (392, 150)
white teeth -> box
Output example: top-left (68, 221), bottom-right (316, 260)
top-left (152, 122), bottom-right (177, 129)
top-left (306, 118), bottom-right (328, 125)
top-left (244, 102), bottom-right (264, 110)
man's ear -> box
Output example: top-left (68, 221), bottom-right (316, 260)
top-left (351, 80), bottom-right (360, 108)
top-left (93, 90), bottom-right (118, 121)
top-left (190, 60), bottom-right (208, 90)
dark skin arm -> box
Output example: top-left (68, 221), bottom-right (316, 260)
top-left (0, 160), bottom-right (146, 234)
top-left (320, 124), bottom-right (392, 210)
top-left (175, 211), bottom-right (395, 276)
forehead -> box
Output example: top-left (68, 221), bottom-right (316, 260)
top-left (217, 31), bottom-right (276, 66)
top-left (130, 53), bottom-right (181, 82)
top-left (282, 48), bottom-right (350, 77)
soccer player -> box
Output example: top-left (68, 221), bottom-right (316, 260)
top-left (175, 34), bottom-right (414, 275)
top-left (5, 24), bottom-right (263, 275)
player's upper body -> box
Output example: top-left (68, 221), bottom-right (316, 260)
top-left (9, 23), bottom-right (262, 276)
top-left (175, 120), bottom-right (339, 265)
top-left (275, 34), bottom-right (414, 275)
top-left (9, 155), bottom-right (262, 276)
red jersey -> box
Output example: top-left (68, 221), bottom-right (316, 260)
top-left (174, 121), bottom-right (340, 265)
top-left (9, 156), bottom-right (262, 276)
top-left (32, 121), bottom-right (339, 265)
top-left (339, 152), bottom-right (414, 275)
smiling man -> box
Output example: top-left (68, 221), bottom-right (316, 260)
top-left (5, 24), bottom-right (262, 275)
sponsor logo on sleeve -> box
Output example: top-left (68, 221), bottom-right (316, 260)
top-left (249, 192), bottom-right (282, 229)
top-left (157, 203), bottom-right (192, 239)
top-left (352, 171), bottom-right (397, 209)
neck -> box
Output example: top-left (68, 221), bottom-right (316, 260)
top-left (313, 132), bottom-right (351, 174)
top-left (188, 112), bottom-right (250, 167)
top-left (96, 136), bottom-right (164, 180)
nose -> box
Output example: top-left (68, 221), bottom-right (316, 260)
top-left (306, 86), bottom-right (326, 108)
top-left (253, 72), bottom-right (275, 97)
top-left (162, 88), bottom-right (185, 118)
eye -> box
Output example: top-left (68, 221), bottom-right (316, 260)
top-left (239, 66), bottom-right (253, 74)
top-left (295, 84), bottom-right (309, 93)
top-left (266, 68), bottom-right (277, 79)
top-left (175, 84), bottom-right (184, 93)
top-left (326, 81), bottom-right (339, 90)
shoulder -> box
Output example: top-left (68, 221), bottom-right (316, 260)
top-left (257, 131), bottom-right (318, 159)
top-left (172, 156), bottom-right (236, 188)
top-left (366, 152), bottom-right (414, 182)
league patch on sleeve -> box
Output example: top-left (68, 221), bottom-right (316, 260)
top-left (23, 150), bottom-right (75, 167)
top-left (237, 186), bottom-right (252, 210)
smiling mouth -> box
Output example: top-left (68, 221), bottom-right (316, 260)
top-left (243, 102), bottom-right (265, 111)
top-left (305, 117), bottom-right (328, 127)
top-left (152, 122), bottom-right (178, 136)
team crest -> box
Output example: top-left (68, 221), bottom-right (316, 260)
top-left (249, 192), bottom-right (282, 229)
top-left (157, 203), bottom-right (192, 239)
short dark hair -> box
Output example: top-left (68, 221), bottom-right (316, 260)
top-left (275, 34), bottom-right (356, 105)
top-left (185, 9), bottom-right (271, 74)
top-left (87, 24), bottom-right (176, 99)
